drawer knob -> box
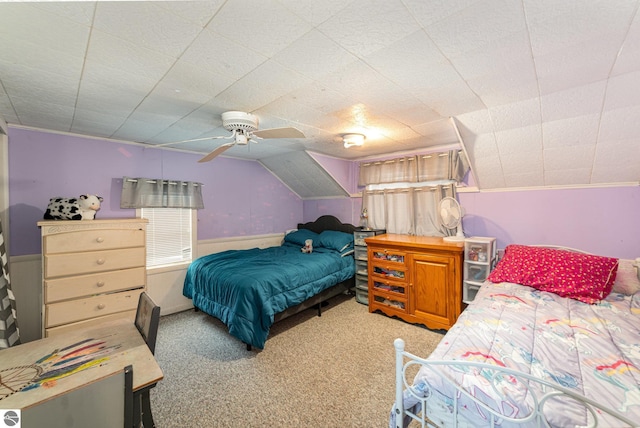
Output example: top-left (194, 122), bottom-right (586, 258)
top-left (96, 281), bottom-right (105, 287)
top-left (96, 237), bottom-right (104, 243)
top-left (96, 259), bottom-right (105, 265)
top-left (97, 303), bottom-right (106, 310)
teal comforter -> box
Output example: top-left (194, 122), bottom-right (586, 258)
top-left (183, 243), bottom-right (355, 349)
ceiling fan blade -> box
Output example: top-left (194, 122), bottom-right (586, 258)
top-left (252, 127), bottom-right (305, 139)
top-left (155, 135), bottom-right (228, 147)
top-left (198, 143), bottom-right (235, 163)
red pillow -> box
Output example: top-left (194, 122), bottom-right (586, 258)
top-left (487, 245), bottom-right (619, 304)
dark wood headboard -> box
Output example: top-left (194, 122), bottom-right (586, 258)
top-left (297, 215), bottom-right (358, 234)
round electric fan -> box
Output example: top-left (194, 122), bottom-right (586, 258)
top-left (439, 196), bottom-right (465, 242)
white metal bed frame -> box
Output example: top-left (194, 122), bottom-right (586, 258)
top-left (393, 337), bottom-right (636, 428)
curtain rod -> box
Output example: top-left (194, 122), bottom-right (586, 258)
top-left (125, 178), bottom-right (203, 186)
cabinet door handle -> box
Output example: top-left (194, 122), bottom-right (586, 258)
top-left (97, 303), bottom-right (106, 310)
top-left (96, 237), bottom-right (104, 243)
top-left (96, 259), bottom-right (105, 265)
top-left (96, 281), bottom-right (105, 287)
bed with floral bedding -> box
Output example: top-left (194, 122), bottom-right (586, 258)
top-left (391, 245), bottom-right (640, 427)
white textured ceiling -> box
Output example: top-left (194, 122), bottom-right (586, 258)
top-left (1, 0), bottom-right (639, 190)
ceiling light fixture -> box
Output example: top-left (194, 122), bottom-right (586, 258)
top-left (343, 133), bottom-right (366, 148)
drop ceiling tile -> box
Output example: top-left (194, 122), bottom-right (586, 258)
top-left (462, 132), bottom-right (500, 160)
top-left (156, 1), bottom-right (224, 27)
top-left (525, 0), bottom-right (635, 57)
top-left (413, 83), bottom-right (486, 117)
top-left (543, 145), bottom-right (595, 171)
top-left (540, 81), bottom-right (607, 122)
top-left (215, 60), bottom-right (312, 112)
top-left (319, 0), bottom-right (421, 57)
top-left (495, 125), bottom-right (542, 156)
top-left (179, 28), bottom-right (268, 80)
top-left (544, 168), bottom-right (592, 186)
top-left (284, 82), bottom-right (354, 115)
top-left (0, 3), bottom-right (90, 55)
top-left (591, 139), bottom-right (640, 183)
top-left (612, 12), bottom-right (640, 76)
top-left (93, 2), bottom-right (203, 58)
top-left (489, 98), bottom-right (541, 131)
top-left (208, 0), bottom-right (311, 57)
top-left (425, 0), bottom-right (526, 57)
top-left (447, 29), bottom-right (533, 80)
top-left (76, 81), bottom-right (146, 115)
top-left (471, 155), bottom-right (506, 188)
top-left (258, 98), bottom-right (341, 130)
top-left (1, 64), bottom-right (79, 107)
top-left (503, 171), bottom-right (544, 187)
top-left (32, 1), bottom-right (95, 26)
top-left (277, 0), bottom-right (349, 26)
top-left (364, 30), bottom-right (459, 92)
top-left (602, 71), bottom-right (640, 111)
top-left (470, 74), bottom-right (539, 108)
top-left (535, 39), bottom-right (618, 95)
top-left (404, 0), bottom-right (482, 27)
top-left (598, 104), bottom-right (640, 142)
top-left (87, 30), bottom-right (175, 81)
top-left (80, 59), bottom-right (158, 96)
top-left (379, 100), bottom-right (443, 128)
top-left (542, 114), bottom-right (600, 149)
top-left (0, 41), bottom-right (84, 81)
top-left (159, 61), bottom-right (235, 100)
top-left (499, 150), bottom-right (543, 178)
top-left (70, 118), bottom-right (123, 139)
top-left (111, 119), bottom-right (171, 142)
top-left (455, 109), bottom-right (494, 135)
top-left (273, 30), bottom-right (358, 81)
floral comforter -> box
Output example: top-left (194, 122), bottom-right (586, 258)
top-left (393, 281), bottom-right (640, 427)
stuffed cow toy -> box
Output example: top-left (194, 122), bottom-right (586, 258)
top-left (44, 194), bottom-right (103, 220)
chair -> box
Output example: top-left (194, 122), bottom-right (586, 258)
top-left (22, 365), bottom-right (134, 428)
top-left (134, 292), bottom-right (161, 427)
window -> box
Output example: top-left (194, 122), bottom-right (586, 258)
top-left (140, 208), bottom-right (194, 268)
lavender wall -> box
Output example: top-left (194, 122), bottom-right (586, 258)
top-left (8, 128), bottom-right (302, 256)
top-left (459, 187), bottom-right (640, 259)
top-left (309, 154), bottom-right (640, 259)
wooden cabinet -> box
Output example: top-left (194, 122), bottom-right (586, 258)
top-left (365, 234), bottom-right (464, 331)
top-left (38, 218), bottom-right (148, 337)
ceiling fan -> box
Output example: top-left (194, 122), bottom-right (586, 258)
top-left (161, 111), bottom-right (305, 162)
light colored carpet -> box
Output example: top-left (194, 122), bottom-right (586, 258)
top-left (151, 294), bottom-right (444, 427)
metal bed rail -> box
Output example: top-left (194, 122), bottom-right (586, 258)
top-left (393, 338), bottom-right (636, 428)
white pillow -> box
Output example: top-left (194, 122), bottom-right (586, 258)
top-left (612, 259), bottom-right (640, 295)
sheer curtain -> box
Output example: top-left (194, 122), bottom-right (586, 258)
top-left (362, 184), bottom-right (456, 236)
top-left (121, 177), bottom-right (204, 209)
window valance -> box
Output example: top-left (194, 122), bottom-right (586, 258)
top-left (359, 150), bottom-right (469, 186)
top-left (120, 177), bottom-right (204, 209)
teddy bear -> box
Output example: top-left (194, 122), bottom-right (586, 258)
top-left (301, 239), bottom-right (313, 253)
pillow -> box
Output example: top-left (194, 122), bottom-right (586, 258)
top-left (487, 244), bottom-right (619, 304)
top-left (283, 229), bottom-right (319, 247)
top-left (317, 230), bottom-right (354, 252)
top-left (612, 259), bottom-right (640, 295)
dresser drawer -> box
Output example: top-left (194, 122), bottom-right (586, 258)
top-left (43, 228), bottom-right (145, 254)
top-left (44, 247), bottom-right (145, 278)
top-left (45, 267), bottom-right (146, 303)
top-left (45, 289), bottom-right (142, 328)
top-left (45, 310), bottom-right (136, 338)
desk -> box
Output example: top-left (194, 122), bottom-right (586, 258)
top-left (0, 319), bottom-right (163, 410)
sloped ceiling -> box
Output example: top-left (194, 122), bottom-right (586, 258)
top-left (0, 0), bottom-right (639, 190)
top-left (260, 151), bottom-right (349, 199)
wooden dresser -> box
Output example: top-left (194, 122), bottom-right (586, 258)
top-left (365, 234), bottom-right (464, 331)
top-left (37, 218), bottom-right (148, 337)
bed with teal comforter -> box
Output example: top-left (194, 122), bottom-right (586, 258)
top-left (183, 223), bottom-right (356, 349)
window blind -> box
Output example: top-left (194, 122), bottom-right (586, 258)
top-left (141, 208), bottom-right (192, 268)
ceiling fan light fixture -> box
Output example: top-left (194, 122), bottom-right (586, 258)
top-left (343, 133), bottom-right (366, 148)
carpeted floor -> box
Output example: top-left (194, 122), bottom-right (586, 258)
top-left (150, 293), bottom-right (445, 427)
